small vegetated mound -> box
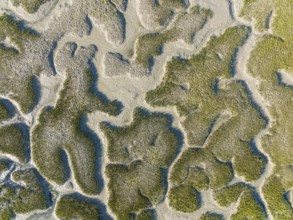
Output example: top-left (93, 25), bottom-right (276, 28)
top-left (136, 209), bottom-right (156, 220)
top-left (0, 103), bottom-right (10, 123)
top-left (0, 99), bottom-right (28, 164)
top-left (0, 167), bottom-right (52, 219)
top-left (0, 15), bottom-right (40, 113)
top-left (146, 25), bottom-right (266, 213)
top-left (0, 124), bottom-right (29, 163)
top-left (242, 1), bottom-right (293, 219)
top-left (262, 176), bottom-right (293, 219)
top-left (136, 6), bottom-right (212, 68)
top-left (11, 0), bottom-right (52, 13)
top-left (0, 15), bottom-right (39, 54)
top-left (169, 148), bottom-right (232, 212)
top-left (55, 193), bottom-right (103, 220)
top-left (137, 0), bottom-right (188, 29)
top-left (0, 160), bottom-right (10, 173)
top-left (104, 5), bottom-right (212, 77)
top-left (214, 183), bottom-right (266, 219)
top-left (32, 43), bottom-right (121, 195)
top-left (240, 0), bottom-right (274, 32)
top-left (200, 212), bottom-right (224, 220)
top-left (89, 0), bottom-right (126, 45)
top-left (100, 108), bottom-right (181, 220)
top-left (0, 99), bottom-right (15, 122)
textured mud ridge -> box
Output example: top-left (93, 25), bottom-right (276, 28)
top-left (0, 0), bottom-right (292, 219)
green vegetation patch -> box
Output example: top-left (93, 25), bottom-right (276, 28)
top-left (55, 193), bottom-right (102, 220)
top-left (138, 0), bottom-right (188, 29)
top-left (136, 209), bottom-right (156, 220)
top-left (135, 32), bottom-right (172, 68)
top-left (262, 176), bottom-right (293, 219)
top-left (200, 212), bottom-right (224, 220)
top-left (214, 183), bottom-right (266, 219)
top-left (168, 184), bottom-right (201, 213)
top-left (243, 1), bottom-right (293, 218)
top-left (230, 189), bottom-right (266, 220)
top-left (11, 0), bottom-right (51, 14)
top-left (0, 15), bottom-right (40, 113)
top-left (168, 148), bottom-right (231, 212)
top-left (101, 108), bottom-right (180, 219)
top-left (0, 160), bottom-right (10, 173)
top-left (0, 207), bottom-right (14, 220)
top-left (11, 169), bottom-right (51, 213)
top-left (214, 183), bottom-right (247, 207)
top-left (32, 44), bottom-right (120, 194)
top-left (135, 6), bottom-right (212, 68)
top-left (88, 0), bottom-right (126, 44)
top-left (0, 168), bottom-right (51, 217)
top-left (0, 15), bottom-right (38, 53)
top-left (240, 0), bottom-right (274, 32)
top-left (170, 148), bottom-right (232, 190)
top-left (0, 124), bottom-right (28, 163)
top-left (145, 25), bottom-right (267, 213)
top-left (146, 26), bottom-right (266, 182)
top-left (0, 101), bottom-right (11, 122)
